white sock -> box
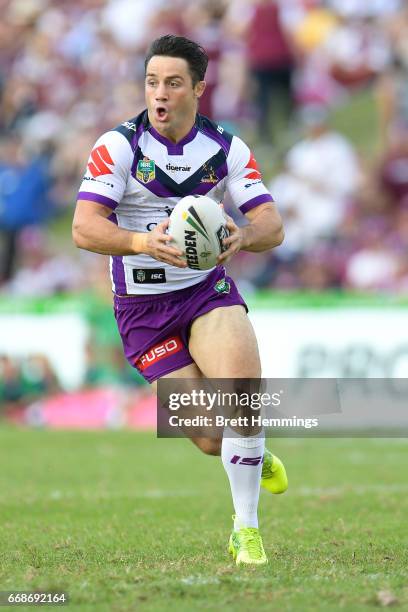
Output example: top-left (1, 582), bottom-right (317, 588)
top-left (221, 428), bottom-right (265, 530)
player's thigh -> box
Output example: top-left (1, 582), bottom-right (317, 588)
top-left (150, 362), bottom-right (202, 394)
top-left (188, 305), bottom-right (261, 378)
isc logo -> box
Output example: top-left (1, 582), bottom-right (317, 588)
top-left (230, 455), bottom-right (263, 466)
top-left (136, 336), bottom-right (183, 371)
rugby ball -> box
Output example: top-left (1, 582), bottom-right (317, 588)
top-left (168, 195), bottom-right (229, 270)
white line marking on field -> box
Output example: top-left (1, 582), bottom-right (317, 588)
top-left (292, 483), bottom-right (408, 496)
top-left (181, 576), bottom-right (220, 586)
top-left (0, 489), bottom-right (198, 504)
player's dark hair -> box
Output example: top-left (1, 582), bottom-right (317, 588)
top-left (145, 35), bottom-right (208, 86)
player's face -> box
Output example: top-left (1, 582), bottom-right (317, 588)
top-left (145, 56), bottom-right (205, 140)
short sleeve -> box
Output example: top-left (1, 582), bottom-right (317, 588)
top-left (77, 130), bottom-right (133, 210)
top-left (225, 136), bottom-right (274, 214)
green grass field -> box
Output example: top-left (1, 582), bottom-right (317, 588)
top-left (0, 428), bottom-right (407, 611)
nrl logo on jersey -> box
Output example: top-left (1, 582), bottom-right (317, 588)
top-left (137, 157), bottom-right (156, 184)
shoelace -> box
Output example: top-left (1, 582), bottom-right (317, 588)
top-left (240, 529), bottom-right (263, 559)
top-left (261, 454), bottom-right (274, 479)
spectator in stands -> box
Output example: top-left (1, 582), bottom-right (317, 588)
top-left (181, 0), bottom-right (228, 119)
top-left (0, 132), bottom-right (57, 283)
top-left (0, 355), bottom-right (25, 410)
top-left (0, 352), bottom-right (62, 415)
top-left (376, 56), bottom-right (408, 149)
top-left (269, 104), bottom-right (360, 256)
top-left (243, 0), bottom-right (295, 142)
top-left (345, 218), bottom-right (398, 291)
top-left (323, 14), bottom-right (391, 89)
top-left (21, 354), bottom-right (61, 400)
top-left (2, 227), bottom-right (83, 296)
top-left (380, 135), bottom-right (408, 207)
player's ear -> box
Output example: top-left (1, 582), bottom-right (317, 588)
top-left (195, 80), bottom-right (206, 99)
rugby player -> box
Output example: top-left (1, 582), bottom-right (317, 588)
top-left (73, 35), bottom-right (287, 566)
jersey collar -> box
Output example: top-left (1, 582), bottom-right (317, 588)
top-left (147, 116), bottom-right (199, 156)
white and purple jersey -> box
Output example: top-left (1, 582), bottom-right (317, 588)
top-left (78, 110), bottom-right (273, 294)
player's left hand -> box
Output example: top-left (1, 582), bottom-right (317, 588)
top-left (216, 214), bottom-right (243, 265)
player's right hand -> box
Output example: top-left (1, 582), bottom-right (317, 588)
top-left (144, 219), bottom-right (187, 268)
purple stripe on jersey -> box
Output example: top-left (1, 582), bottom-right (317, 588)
top-left (78, 191), bottom-right (118, 210)
top-left (112, 256), bottom-right (127, 294)
top-left (191, 183), bottom-right (220, 196)
top-left (200, 127), bottom-right (232, 156)
top-left (131, 123), bottom-right (146, 150)
top-left (149, 125), bottom-right (198, 155)
top-left (108, 211), bottom-right (126, 293)
top-left (130, 154), bottom-right (139, 178)
top-left (239, 193), bottom-right (274, 214)
top-left (139, 179), bottom-right (175, 198)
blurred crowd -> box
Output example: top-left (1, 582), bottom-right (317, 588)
top-left (0, 345), bottom-right (146, 416)
top-left (1, 0), bottom-right (408, 296)
top-left (0, 352), bottom-right (60, 411)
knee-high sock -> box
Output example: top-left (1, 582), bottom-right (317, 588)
top-left (221, 429), bottom-right (265, 530)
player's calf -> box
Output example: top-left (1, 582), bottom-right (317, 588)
top-left (191, 436), bottom-right (221, 456)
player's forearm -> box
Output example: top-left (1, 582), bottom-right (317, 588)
top-left (72, 214), bottom-right (146, 256)
top-left (240, 209), bottom-right (284, 252)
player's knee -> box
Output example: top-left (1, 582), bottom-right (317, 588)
top-left (201, 439), bottom-right (222, 456)
top-left (192, 437), bottom-right (221, 456)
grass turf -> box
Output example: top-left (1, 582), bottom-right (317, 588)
top-left (0, 428), bottom-right (407, 611)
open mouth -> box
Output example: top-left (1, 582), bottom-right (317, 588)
top-left (156, 106), bottom-right (169, 121)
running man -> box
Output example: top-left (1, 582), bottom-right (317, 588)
top-left (73, 35), bottom-right (287, 566)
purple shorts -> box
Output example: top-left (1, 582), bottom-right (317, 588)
top-left (113, 267), bottom-right (247, 383)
